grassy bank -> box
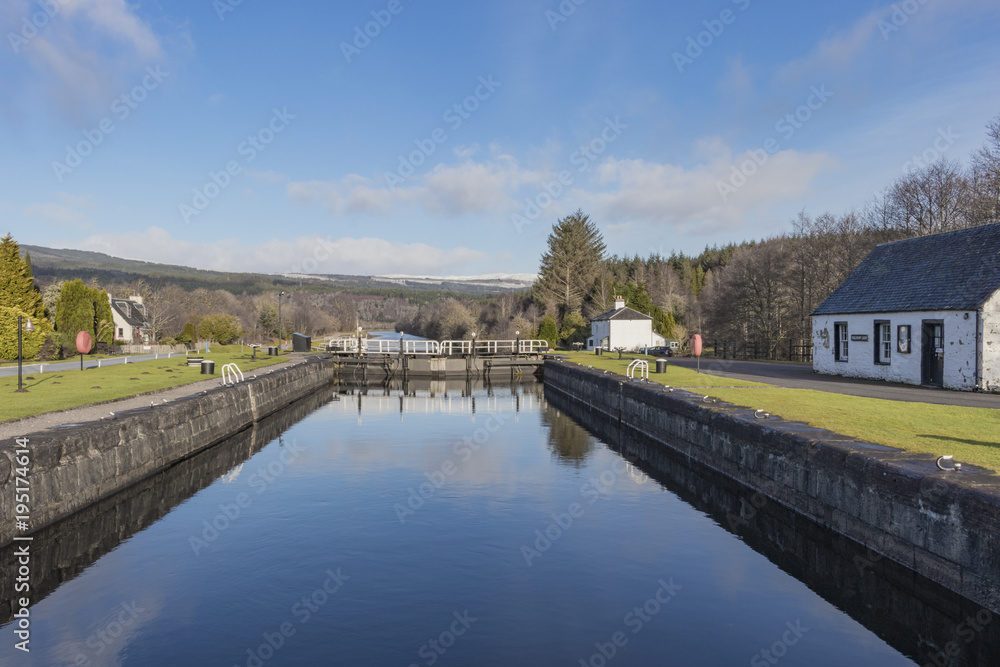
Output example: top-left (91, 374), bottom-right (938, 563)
top-left (559, 352), bottom-right (1000, 473)
top-left (1, 347), bottom-right (286, 422)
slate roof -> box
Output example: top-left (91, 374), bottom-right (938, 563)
top-left (110, 298), bottom-right (150, 327)
top-left (812, 222), bottom-right (1000, 315)
top-left (591, 305), bottom-right (653, 321)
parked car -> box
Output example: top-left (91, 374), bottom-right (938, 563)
top-left (645, 346), bottom-right (673, 357)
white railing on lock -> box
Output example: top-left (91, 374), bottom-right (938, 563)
top-left (438, 340), bottom-right (550, 355)
top-left (518, 340), bottom-right (549, 354)
top-left (325, 339), bottom-right (360, 353)
top-left (363, 339), bottom-right (440, 355)
top-left (626, 359), bottom-right (648, 380)
top-left (222, 363), bottom-right (244, 385)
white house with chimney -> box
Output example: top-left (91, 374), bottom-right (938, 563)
top-left (586, 296), bottom-right (666, 352)
top-left (109, 294), bottom-right (153, 344)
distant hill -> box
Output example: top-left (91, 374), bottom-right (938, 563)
top-left (23, 245), bottom-right (535, 297)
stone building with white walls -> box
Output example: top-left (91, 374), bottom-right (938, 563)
top-left (812, 223), bottom-right (1000, 391)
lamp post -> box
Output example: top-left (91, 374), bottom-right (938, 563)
top-left (15, 316), bottom-right (34, 393)
top-left (358, 326), bottom-right (363, 356)
top-left (471, 332), bottom-right (477, 360)
top-left (277, 291), bottom-right (285, 355)
top-left (515, 330), bottom-right (520, 357)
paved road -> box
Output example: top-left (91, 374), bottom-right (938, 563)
top-left (668, 357), bottom-right (1000, 409)
top-left (0, 353), bottom-right (169, 377)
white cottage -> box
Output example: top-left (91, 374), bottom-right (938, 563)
top-left (812, 223), bottom-right (1000, 391)
top-left (109, 294), bottom-right (153, 344)
top-left (586, 296), bottom-right (666, 352)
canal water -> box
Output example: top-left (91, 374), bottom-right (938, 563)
top-left (0, 381), bottom-right (991, 665)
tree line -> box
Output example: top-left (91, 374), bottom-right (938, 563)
top-left (402, 111), bottom-right (1000, 356)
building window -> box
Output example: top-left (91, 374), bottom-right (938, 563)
top-left (118, 327), bottom-right (124, 338)
top-left (834, 322), bottom-right (848, 361)
top-left (897, 325), bottom-right (911, 353)
top-left (875, 321), bottom-right (891, 364)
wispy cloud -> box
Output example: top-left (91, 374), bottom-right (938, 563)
top-left (5, 0), bottom-right (167, 119)
top-left (78, 226), bottom-right (489, 275)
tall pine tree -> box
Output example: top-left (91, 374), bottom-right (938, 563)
top-left (0, 235), bottom-right (51, 359)
top-left (535, 210), bottom-right (606, 321)
top-left (0, 234), bottom-right (44, 317)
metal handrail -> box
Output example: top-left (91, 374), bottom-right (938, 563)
top-left (626, 359), bottom-right (649, 380)
top-left (222, 363), bottom-right (244, 385)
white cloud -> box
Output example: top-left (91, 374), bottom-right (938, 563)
top-left (77, 227), bottom-right (489, 275)
top-left (6, 0), bottom-right (166, 118)
top-left (23, 193), bottom-right (96, 228)
top-left (581, 150), bottom-right (834, 231)
top-left (776, 0), bottom-right (999, 84)
top-left (288, 138), bottom-right (834, 238)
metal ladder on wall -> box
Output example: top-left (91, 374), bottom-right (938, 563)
top-left (222, 363), bottom-right (244, 386)
top-left (626, 359), bottom-right (649, 380)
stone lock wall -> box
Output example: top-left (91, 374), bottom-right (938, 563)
top-left (545, 360), bottom-right (1000, 614)
top-left (0, 357), bottom-right (338, 548)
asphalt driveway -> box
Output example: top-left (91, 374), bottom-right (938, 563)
top-left (668, 357), bottom-right (1000, 410)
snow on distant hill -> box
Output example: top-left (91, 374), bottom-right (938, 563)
top-left (373, 273), bottom-right (538, 289)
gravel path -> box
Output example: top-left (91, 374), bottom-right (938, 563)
top-left (0, 359), bottom-right (303, 441)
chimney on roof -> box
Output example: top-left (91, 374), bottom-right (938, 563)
top-left (131, 294), bottom-right (143, 305)
top-left (614, 295), bottom-right (625, 310)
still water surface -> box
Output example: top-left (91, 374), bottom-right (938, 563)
top-left (1, 382), bottom-right (921, 665)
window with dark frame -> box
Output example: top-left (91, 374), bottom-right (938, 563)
top-left (874, 320), bottom-right (891, 364)
top-left (834, 322), bottom-right (848, 361)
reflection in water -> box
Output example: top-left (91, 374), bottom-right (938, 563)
top-left (540, 405), bottom-right (597, 466)
top-left (1, 378), bottom-right (989, 665)
top-left (545, 386), bottom-right (1000, 667)
top-left (0, 385), bottom-right (337, 624)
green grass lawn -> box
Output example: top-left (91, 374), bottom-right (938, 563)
top-left (1, 347), bottom-right (287, 422)
top-left (559, 352), bottom-right (1000, 473)
top-left (560, 351), bottom-right (769, 388)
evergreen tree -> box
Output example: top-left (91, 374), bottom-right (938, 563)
top-left (558, 311), bottom-right (589, 347)
top-left (55, 280), bottom-right (114, 345)
top-left (0, 235), bottom-right (51, 359)
top-left (536, 316), bottom-right (559, 349)
top-left (535, 210), bottom-right (606, 320)
top-left (0, 234), bottom-right (44, 318)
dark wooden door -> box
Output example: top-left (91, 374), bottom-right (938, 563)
top-left (921, 321), bottom-right (944, 386)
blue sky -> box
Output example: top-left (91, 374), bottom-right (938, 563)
top-left (2, 0), bottom-right (999, 276)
